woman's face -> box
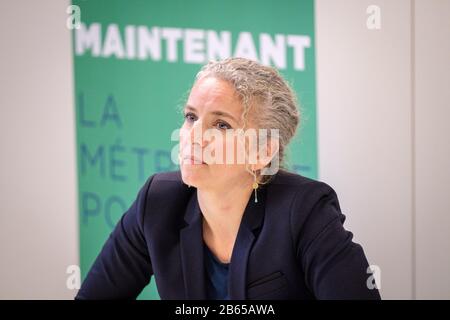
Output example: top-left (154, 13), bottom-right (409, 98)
top-left (179, 76), bottom-right (255, 191)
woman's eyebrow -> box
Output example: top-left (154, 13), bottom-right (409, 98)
top-left (184, 105), bottom-right (239, 124)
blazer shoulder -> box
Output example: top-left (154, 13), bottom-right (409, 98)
top-left (144, 170), bottom-right (190, 200)
top-left (151, 170), bottom-right (183, 183)
top-left (142, 170), bottom-right (192, 219)
top-left (271, 169), bottom-right (337, 197)
top-left (271, 170), bottom-right (343, 238)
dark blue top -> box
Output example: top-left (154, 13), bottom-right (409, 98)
top-left (203, 242), bottom-right (230, 300)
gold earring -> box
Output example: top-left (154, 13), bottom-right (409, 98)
top-left (252, 170), bottom-right (259, 203)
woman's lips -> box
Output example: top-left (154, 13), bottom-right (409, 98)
top-left (183, 156), bottom-right (206, 164)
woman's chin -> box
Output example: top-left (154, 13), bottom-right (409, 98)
top-left (180, 165), bottom-right (207, 187)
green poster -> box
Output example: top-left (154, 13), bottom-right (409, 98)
top-left (72, 0), bottom-right (317, 299)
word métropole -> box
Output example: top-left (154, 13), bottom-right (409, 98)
top-left (74, 23), bottom-right (311, 71)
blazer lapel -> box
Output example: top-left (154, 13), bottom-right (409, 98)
top-left (179, 191), bottom-right (207, 299)
top-left (228, 186), bottom-right (266, 299)
top-left (179, 186), bottom-right (266, 300)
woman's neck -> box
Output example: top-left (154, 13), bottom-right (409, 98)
top-left (197, 177), bottom-right (253, 243)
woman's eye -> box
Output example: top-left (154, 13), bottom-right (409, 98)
top-left (215, 121), bottom-right (231, 130)
top-left (184, 113), bottom-right (196, 122)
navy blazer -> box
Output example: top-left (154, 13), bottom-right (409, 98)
top-left (76, 169), bottom-right (381, 300)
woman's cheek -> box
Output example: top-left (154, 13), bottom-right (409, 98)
top-left (221, 139), bottom-right (235, 165)
top-left (179, 128), bottom-right (190, 150)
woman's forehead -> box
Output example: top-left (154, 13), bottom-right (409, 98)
top-left (188, 77), bottom-right (241, 110)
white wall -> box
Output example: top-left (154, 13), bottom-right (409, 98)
top-left (0, 0), bottom-right (78, 299)
top-left (316, 0), bottom-right (413, 299)
top-left (415, 0), bottom-right (450, 299)
top-left (316, 0), bottom-right (450, 299)
top-left (0, 0), bottom-right (448, 299)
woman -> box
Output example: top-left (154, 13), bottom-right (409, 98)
top-left (76, 57), bottom-right (381, 300)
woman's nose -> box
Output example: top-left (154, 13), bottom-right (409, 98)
top-left (189, 119), bottom-right (208, 147)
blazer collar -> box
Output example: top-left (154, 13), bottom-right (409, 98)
top-left (179, 184), bottom-right (267, 299)
top-left (183, 185), bottom-right (266, 230)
